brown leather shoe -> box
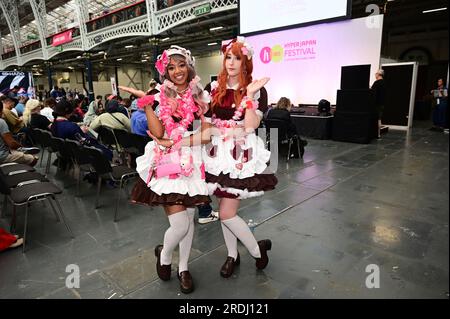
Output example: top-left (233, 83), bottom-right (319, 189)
top-left (177, 270), bottom-right (194, 294)
top-left (220, 253), bottom-right (240, 278)
top-left (154, 245), bottom-right (171, 281)
top-left (255, 239), bottom-right (272, 269)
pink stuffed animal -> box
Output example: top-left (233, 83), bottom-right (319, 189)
top-left (180, 152), bottom-right (194, 177)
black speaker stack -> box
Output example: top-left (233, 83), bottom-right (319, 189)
top-left (332, 65), bottom-right (378, 144)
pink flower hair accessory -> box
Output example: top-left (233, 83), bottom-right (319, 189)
top-left (155, 50), bottom-right (169, 75)
top-left (222, 36), bottom-right (254, 60)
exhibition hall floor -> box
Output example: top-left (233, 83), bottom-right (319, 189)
top-left (0, 123), bottom-right (448, 299)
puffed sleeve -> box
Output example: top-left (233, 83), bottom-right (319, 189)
top-left (203, 81), bottom-right (218, 123)
top-left (255, 87), bottom-right (268, 118)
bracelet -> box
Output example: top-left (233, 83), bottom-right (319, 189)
top-left (241, 96), bottom-right (258, 111)
top-left (137, 95), bottom-right (155, 110)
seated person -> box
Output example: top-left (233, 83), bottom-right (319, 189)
top-left (51, 100), bottom-right (86, 140)
top-left (83, 98), bottom-right (99, 127)
top-left (89, 100), bottom-right (131, 132)
top-left (120, 98), bottom-right (132, 118)
top-left (0, 102), bottom-right (38, 166)
top-left (69, 99), bottom-right (85, 123)
top-left (266, 97), bottom-right (307, 157)
top-left (130, 107), bottom-right (148, 136)
top-left (14, 95), bottom-right (27, 117)
top-left (23, 99), bottom-right (51, 130)
top-left (266, 97), bottom-right (298, 136)
top-left (51, 100), bottom-right (113, 161)
top-left (1, 97), bottom-right (24, 134)
top-left (40, 98), bottom-right (56, 122)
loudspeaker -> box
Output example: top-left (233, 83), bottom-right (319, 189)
top-left (332, 111), bottom-right (377, 144)
top-left (341, 64), bottom-right (371, 90)
top-left (336, 89), bottom-right (376, 113)
top-left (318, 99), bottom-right (331, 114)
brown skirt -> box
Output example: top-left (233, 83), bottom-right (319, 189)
top-left (131, 178), bottom-right (211, 207)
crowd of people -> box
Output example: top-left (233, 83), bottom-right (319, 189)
top-left (0, 87), bottom-right (146, 182)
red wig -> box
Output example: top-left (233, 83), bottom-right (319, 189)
top-left (212, 41), bottom-right (253, 111)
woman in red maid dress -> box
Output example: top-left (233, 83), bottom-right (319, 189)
top-left (203, 37), bottom-right (278, 278)
top-left (130, 45), bottom-right (211, 294)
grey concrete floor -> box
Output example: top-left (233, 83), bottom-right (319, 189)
top-left (0, 124), bottom-right (448, 299)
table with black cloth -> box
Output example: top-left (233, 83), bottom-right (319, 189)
top-left (290, 107), bottom-right (334, 139)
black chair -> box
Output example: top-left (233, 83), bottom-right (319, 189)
top-left (113, 129), bottom-right (133, 151)
top-left (0, 174), bottom-right (74, 253)
top-left (129, 133), bottom-right (151, 156)
top-left (114, 130), bottom-right (151, 166)
top-left (38, 129), bottom-right (56, 173)
top-left (49, 136), bottom-right (71, 172)
top-left (83, 146), bottom-right (138, 222)
top-left (0, 170), bottom-right (48, 219)
top-left (64, 139), bottom-right (94, 195)
top-left (27, 128), bottom-right (45, 163)
top-left (0, 163), bottom-right (35, 175)
top-left (112, 129), bottom-right (133, 164)
top-left (264, 118), bottom-right (305, 161)
top-left (29, 128), bottom-right (43, 148)
top-left (97, 126), bottom-right (120, 151)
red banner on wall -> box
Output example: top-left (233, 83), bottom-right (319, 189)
top-left (52, 29), bottom-right (73, 47)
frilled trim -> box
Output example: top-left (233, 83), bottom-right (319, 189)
top-left (203, 133), bottom-right (271, 179)
top-left (131, 178), bottom-right (211, 207)
top-left (136, 139), bottom-right (209, 197)
top-left (205, 172), bottom-right (278, 192)
top-left (207, 182), bottom-right (265, 199)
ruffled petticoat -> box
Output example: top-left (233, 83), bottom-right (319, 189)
top-left (203, 132), bottom-right (277, 199)
top-left (131, 131), bottom-right (210, 207)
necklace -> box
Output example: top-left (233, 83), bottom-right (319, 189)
top-left (212, 103), bottom-right (244, 129)
top-left (176, 86), bottom-right (189, 94)
top-left (212, 96), bottom-right (257, 129)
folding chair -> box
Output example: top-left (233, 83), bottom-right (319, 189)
top-left (83, 146), bottom-right (138, 222)
top-left (265, 119), bottom-right (305, 161)
top-left (0, 174), bottom-right (74, 253)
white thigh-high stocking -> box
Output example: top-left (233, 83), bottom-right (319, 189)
top-left (178, 208), bottom-right (195, 274)
top-left (160, 210), bottom-right (189, 266)
top-left (222, 215), bottom-right (261, 258)
top-left (221, 221), bottom-right (238, 259)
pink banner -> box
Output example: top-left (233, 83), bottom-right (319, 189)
top-left (52, 29), bottom-right (73, 47)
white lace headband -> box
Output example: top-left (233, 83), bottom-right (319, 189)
top-left (155, 45), bottom-right (195, 75)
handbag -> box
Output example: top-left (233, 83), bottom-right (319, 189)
top-left (155, 150), bottom-right (181, 178)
